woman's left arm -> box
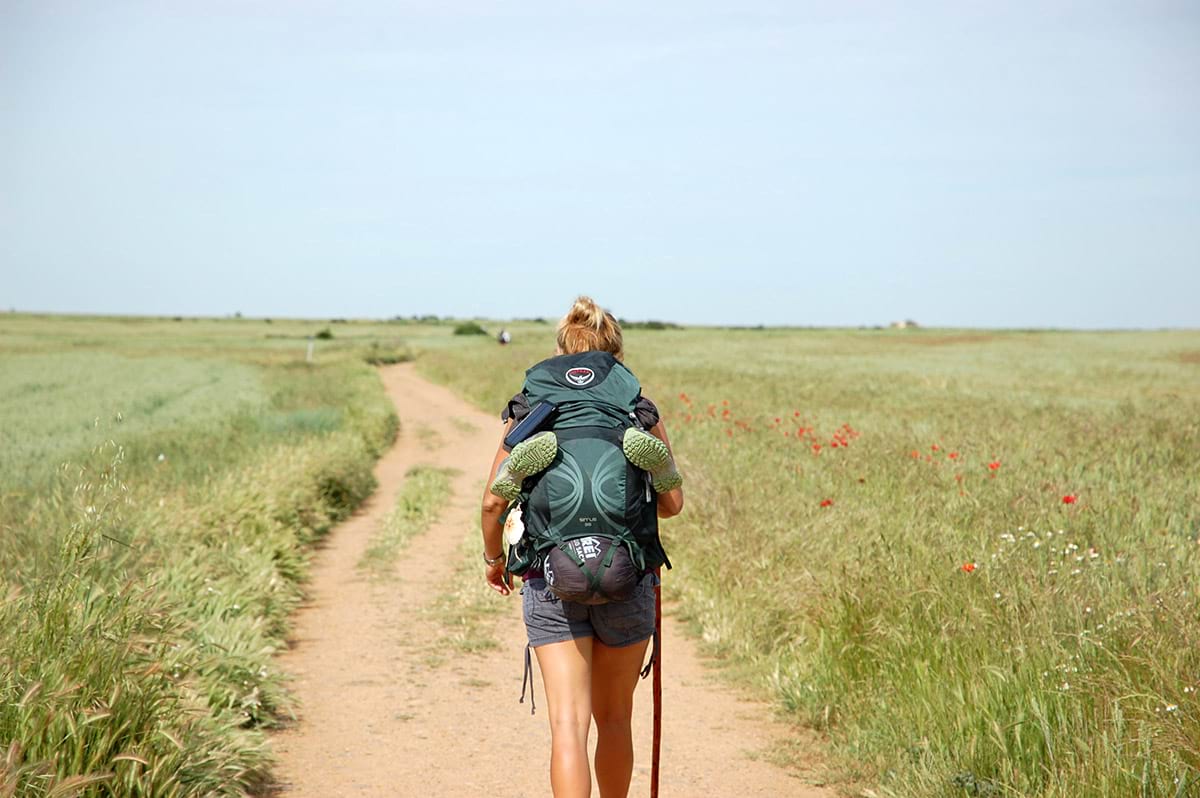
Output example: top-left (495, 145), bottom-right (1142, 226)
top-left (647, 420), bottom-right (684, 518)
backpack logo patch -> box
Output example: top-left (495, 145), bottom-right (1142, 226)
top-left (567, 536), bottom-right (603, 561)
top-left (565, 367), bottom-right (595, 386)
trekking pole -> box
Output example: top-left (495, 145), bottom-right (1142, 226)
top-left (651, 567), bottom-right (662, 798)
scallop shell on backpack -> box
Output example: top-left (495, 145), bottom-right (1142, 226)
top-left (503, 505), bottom-right (525, 546)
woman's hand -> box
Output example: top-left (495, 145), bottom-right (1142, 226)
top-left (485, 561), bottom-right (511, 596)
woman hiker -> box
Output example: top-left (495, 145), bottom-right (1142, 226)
top-left (480, 295), bottom-right (684, 798)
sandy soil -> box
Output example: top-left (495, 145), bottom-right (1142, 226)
top-left (268, 363), bottom-right (834, 797)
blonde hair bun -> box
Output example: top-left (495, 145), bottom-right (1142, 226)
top-left (566, 296), bottom-right (606, 331)
top-left (557, 295), bottom-right (624, 361)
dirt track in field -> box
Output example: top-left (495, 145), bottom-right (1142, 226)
top-left (268, 363), bottom-right (833, 797)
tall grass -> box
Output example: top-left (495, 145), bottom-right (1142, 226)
top-left (5, 313), bottom-right (1196, 795)
top-left (1, 317), bottom-right (399, 796)
top-left (412, 324), bottom-right (1200, 797)
top-left (359, 467), bottom-right (454, 575)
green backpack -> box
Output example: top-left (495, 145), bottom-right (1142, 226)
top-left (505, 351), bottom-right (671, 601)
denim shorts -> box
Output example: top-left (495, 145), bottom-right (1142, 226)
top-left (521, 572), bottom-right (659, 648)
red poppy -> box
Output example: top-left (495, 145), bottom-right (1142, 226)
top-left (961, 562), bottom-right (976, 573)
top-left (794, 411), bottom-right (801, 417)
top-left (774, 417), bottom-right (781, 424)
top-left (988, 461), bottom-right (1001, 471)
top-left (1062, 494), bottom-right (1077, 504)
top-left (819, 498), bottom-right (834, 508)
top-left (812, 443), bottom-right (822, 454)
top-left (722, 399), bottom-right (729, 406)
top-left (948, 452), bottom-right (959, 460)
top-left (830, 441), bottom-right (840, 448)
top-left (910, 450), bottom-right (920, 459)
top-left (931, 444), bottom-right (940, 452)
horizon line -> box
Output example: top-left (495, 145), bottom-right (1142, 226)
top-left (3, 309), bottom-right (1197, 334)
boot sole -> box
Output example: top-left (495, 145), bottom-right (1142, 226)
top-left (623, 428), bottom-right (682, 492)
top-left (623, 428), bottom-right (670, 471)
top-left (490, 432), bottom-right (558, 500)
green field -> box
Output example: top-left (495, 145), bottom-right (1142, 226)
top-left (416, 323), bottom-right (1200, 796)
top-left (2, 314), bottom-right (1198, 796)
top-left (0, 314), bottom-right (405, 796)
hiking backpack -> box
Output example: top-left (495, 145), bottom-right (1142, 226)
top-left (505, 350), bottom-right (671, 603)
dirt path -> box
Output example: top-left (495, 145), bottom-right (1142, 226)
top-left (269, 363), bottom-right (833, 797)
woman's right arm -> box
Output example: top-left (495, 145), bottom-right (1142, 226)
top-left (647, 420), bottom-right (684, 518)
top-left (480, 419), bottom-right (515, 595)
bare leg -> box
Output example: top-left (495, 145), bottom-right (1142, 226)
top-left (591, 637), bottom-right (650, 798)
top-left (534, 637), bottom-right (595, 797)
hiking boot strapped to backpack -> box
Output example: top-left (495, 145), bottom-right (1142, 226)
top-left (504, 351), bottom-right (672, 604)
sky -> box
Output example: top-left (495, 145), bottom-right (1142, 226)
top-left (1, 1), bottom-right (1198, 328)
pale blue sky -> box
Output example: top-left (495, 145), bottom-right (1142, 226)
top-left (2, 1), bottom-right (1197, 327)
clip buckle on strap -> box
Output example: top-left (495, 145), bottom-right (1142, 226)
top-left (640, 626), bottom-right (659, 680)
top-left (520, 643), bottom-right (536, 715)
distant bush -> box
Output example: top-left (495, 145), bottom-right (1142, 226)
top-left (315, 328), bottom-right (334, 340)
top-left (453, 321), bottom-right (488, 336)
top-left (364, 341), bottom-right (414, 365)
top-left (618, 319), bottom-right (681, 330)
